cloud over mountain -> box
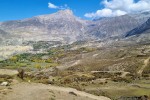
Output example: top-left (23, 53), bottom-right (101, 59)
top-left (48, 2), bottom-right (69, 10)
top-left (85, 0), bottom-right (150, 18)
top-left (48, 2), bottom-right (59, 9)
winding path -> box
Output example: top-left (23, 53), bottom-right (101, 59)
top-left (137, 57), bottom-right (150, 77)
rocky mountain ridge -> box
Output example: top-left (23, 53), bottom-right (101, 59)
top-left (0, 9), bottom-right (150, 46)
top-left (126, 18), bottom-right (150, 37)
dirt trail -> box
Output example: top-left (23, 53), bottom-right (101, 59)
top-left (120, 72), bottom-right (130, 78)
top-left (0, 69), bottom-right (18, 75)
top-left (137, 57), bottom-right (150, 77)
top-left (1, 82), bottom-right (111, 100)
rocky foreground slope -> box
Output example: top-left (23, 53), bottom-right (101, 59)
top-left (0, 82), bottom-right (110, 100)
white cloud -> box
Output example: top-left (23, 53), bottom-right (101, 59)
top-left (48, 2), bottom-right (69, 10)
top-left (85, 0), bottom-right (150, 18)
top-left (85, 8), bottom-right (127, 18)
top-left (48, 3), bottom-right (58, 9)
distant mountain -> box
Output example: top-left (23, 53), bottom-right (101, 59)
top-left (86, 13), bottom-right (150, 40)
top-left (125, 18), bottom-right (150, 37)
top-left (0, 10), bottom-right (89, 44)
top-left (0, 9), bottom-right (150, 45)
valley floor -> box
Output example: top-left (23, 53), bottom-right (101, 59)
top-left (0, 42), bottom-right (150, 100)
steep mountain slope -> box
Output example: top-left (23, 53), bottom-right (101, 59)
top-left (86, 13), bottom-right (150, 39)
top-left (0, 10), bottom-right (89, 43)
top-left (125, 18), bottom-right (150, 37)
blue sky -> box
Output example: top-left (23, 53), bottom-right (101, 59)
top-left (0, 0), bottom-right (149, 21)
top-left (0, 0), bottom-right (102, 21)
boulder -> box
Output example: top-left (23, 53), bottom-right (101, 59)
top-left (0, 82), bottom-right (9, 86)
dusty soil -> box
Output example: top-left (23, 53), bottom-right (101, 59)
top-left (0, 69), bottom-right (18, 75)
top-left (0, 69), bottom-right (110, 100)
top-left (0, 82), bottom-right (111, 100)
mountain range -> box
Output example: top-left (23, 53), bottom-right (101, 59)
top-left (0, 9), bottom-right (150, 46)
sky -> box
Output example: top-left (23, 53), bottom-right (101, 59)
top-left (0, 0), bottom-right (150, 21)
